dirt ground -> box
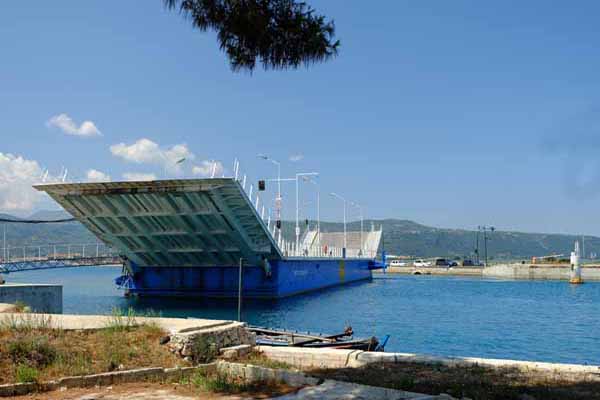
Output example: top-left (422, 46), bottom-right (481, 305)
top-left (11, 381), bottom-right (298, 400)
top-left (311, 362), bottom-right (600, 400)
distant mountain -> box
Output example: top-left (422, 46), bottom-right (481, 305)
top-left (0, 211), bottom-right (595, 260)
top-left (284, 219), bottom-right (596, 261)
top-left (28, 210), bottom-right (72, 220)
top-left (0, 210), bottom-right (96, 248)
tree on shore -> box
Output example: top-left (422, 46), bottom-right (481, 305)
top-left (164, 0), bottom-right (340, 72)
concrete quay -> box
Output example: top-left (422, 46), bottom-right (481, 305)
top-left (379, 264), bottom-right (600, 281)
top-left (0, 283), bottom-right (62, 313)
top-left (484, 263), bottom-right (600, 281)
top-left (377, 267), bottom-right (482, 277)
top-left (257, 346), bottom-right (600, 382)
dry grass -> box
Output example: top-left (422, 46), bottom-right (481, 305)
top-left (311, 362), bottom-right (600, 400)
top-left (236, 351), bottom-right (295, 371)
top-left (187, 368), bottom-right (294, 398)
top-left (0, 321), bottom-right (188, 384)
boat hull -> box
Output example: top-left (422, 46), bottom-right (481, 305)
top-left (119, 258), bottom-right (376, 298)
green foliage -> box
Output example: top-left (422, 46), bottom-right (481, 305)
top-left (8, 336), bottom-right (56, 368)
top-left (15, 364), bottom-right (39, 383)
top-left (0, 314), bottom-right (54, 333)
top-left (164, 0), bottom-right (339, 71)
top-left (105, 307), bottom-right (138, 332)
top-left (192, 369), bottom-right (246, 393)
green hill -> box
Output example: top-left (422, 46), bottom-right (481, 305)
top-left (0, 211), bottom-right (595, 261)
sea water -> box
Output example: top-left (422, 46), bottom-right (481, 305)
top-left (6, 266), bottom-right (600, 365)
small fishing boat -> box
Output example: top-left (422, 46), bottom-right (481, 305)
top-left (249, 326), bottom-right (389, 352)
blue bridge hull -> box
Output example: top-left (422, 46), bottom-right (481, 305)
top-left (120, 258), bottom-right (379, 298)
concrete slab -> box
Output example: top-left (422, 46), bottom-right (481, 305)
top-left (0, 283), bottom-right (62, 313)
top-left (0, 312), bottom-right (236, 334)
top-left (257, 346), bottom-right (600, 382)
top-left (271, 380), bottom-right (451, 400)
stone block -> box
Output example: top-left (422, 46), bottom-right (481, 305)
top-left (220, 344), bottom-right (253, 359)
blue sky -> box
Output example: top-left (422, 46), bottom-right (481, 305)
top-left (1, 1), bottom-right (600, 235)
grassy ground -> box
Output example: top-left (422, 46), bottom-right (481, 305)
top-left (0, 312), bottom-right (188, 384)
top-left (311, 362), bottom-right (600, 400)
top-left (236, 352), bottom-right (295, 370)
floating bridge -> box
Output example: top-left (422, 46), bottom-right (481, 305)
top-left (33, 177), bottom-right (383, 298)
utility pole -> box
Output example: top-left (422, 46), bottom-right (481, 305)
top-left (479, 225), bottom-right (495, 267)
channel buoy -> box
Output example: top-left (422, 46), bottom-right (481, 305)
top-left (569, 241), bottom-right (584, 284)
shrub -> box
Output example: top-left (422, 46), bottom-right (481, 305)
top-left (15, 365), bottom-right (39, 383)
top-left (106, 307), bottom-right (138, 331)
top-left (192, 370), bottom-right (243, 393)
top-left (8, 336), bottom-right (56, 368)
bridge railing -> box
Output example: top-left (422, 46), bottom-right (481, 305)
top-left (0, 243), bottom-right (117, 264)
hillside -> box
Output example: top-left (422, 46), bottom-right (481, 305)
top-left (0, 211), bottom-right (595, 260)
top-left (283, 219), bottom-right (596, 260)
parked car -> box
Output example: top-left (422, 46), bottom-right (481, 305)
top-left (389, 260), bottom-right (407, 267)
top-left (413, 259), bottom-right (432, 267)
top-left (435, 258), bottom-right (450, 267)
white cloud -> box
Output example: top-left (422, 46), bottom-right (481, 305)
top-left (289, 154), bottom-right (304, 162)
top-left (192, 160), bottom-right (224, 177)
top-left (110, 138), bottom-right (194, 174)
top-left (122, 172), bottom-right (157, 181)
top-left (47, 113), bottom-right (102, 137)
top-left (0, 153), bottom-right (58, 211)
top-left (86, 169), bottom-right (111, 182)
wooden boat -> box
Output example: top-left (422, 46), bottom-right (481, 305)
top-left (248, 326), bottom-right (389, 352)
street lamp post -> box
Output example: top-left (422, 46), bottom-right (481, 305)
top-left (350, 202), bottom-right (363, 256)
top-left (330, 192), bottom-right (347, 257)
top-left (302, 176), bottom-right (320, 249)
top-left (258, 155), bottom-right (282, 243)
top-left (478, 225), bottom-right (495, 267)
top-left (263, 171), bottom-right (318, 254)
top-left (295, 173), bottom-right (318, 251)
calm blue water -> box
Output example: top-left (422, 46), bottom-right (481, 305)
top-left (6, 267), bottom-right (600, 365)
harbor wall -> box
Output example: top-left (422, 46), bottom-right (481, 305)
top-left (377, 267), bottom-right (482, 276)
top-left (0, 283), bottom-right (62, 313)
top-left (483, 264), bottom-right (600, 281)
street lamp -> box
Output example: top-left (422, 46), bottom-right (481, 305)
top-left (350, 201), bottom-right (363, 256)
top-left (258, 155), bottom-right (282, 243)
top-left (295, 172), bottom-right (318, 250)
top-left (478, 225), bottom-right (495, 267)
top-left (330, 192), bottom-right (347, 256)
top-left (302, 175), bottom-right (320, 248)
